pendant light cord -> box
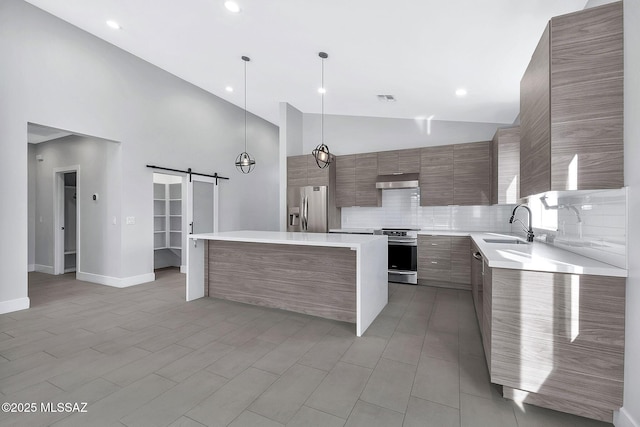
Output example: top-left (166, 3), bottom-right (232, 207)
top-left (321, 56), bottom-right (324, 145)
top-left (244, 58), bottom-right (247, 153)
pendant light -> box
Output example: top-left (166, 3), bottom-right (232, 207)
top-left (235, 55), bottom-right (256, 174)
top-left (312, 52), bottom-right (332, 169)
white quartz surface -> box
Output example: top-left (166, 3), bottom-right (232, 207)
top-left (190, 230), bottom-right (387, 249)
top-left (418, 230), bottom-right (627, 277)
top-left (329, 228), bottom-right (379, 234)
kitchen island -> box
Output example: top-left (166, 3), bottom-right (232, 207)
top-left (186, 231), bottom-right (388, 336)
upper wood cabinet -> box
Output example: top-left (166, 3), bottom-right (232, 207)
top-left (335, 155), bottom-right (356, 207)
top-left (420, 145), bottom-right (454, 206)
top-left (287, 154), bottom-right (331, 188)
top-left (491, 127), bottom-right (520, 205)
top-left (355, 153), bottom-right (381, 207)
top-left (520, 2), bottom-right (623, 197)
top-left (453, 141), bottom-right (491, 206)
top-left (378, 148), bottom-right (421, 175)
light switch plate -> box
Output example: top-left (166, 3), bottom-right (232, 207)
top-left (126, 216), bottom-right (135, 225)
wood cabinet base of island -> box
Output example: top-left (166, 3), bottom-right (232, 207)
top-left (207, 240), bottom-right (357, 323)
top-left (480, 267), bottom-right (625, 423)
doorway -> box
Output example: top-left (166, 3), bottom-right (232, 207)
top-left (52, 166), bottom-right (80, 275)
top-left (153, 173), bottom-right (185, 270)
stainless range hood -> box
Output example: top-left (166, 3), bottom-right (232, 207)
top-left (375, 173), bottom-right (419, 189)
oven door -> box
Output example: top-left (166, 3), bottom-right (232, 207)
top-left (388, 241), bottom-right (417, 284)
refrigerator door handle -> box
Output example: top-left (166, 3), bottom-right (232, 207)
top-left (303, 196), bottom-right (308, 231)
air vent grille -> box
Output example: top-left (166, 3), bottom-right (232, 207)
top-left (377, 94), bottom-right (396, 102)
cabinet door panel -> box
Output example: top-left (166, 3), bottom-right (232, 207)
top-left (454, 142), bottom-right (491, 206)
top-left (287, 155), bottom-right (308, 187)
top-left (398, 148), bottom-right (421, 174)
top-left (335, 155), bottom-right (356, 207)
top-left (450, 237), bottom-right (471, 285)
top-left (307, 154), bottom-right (330, 186)
top-left (377, 150), bottom-right (398, 175)
top-left (420, 146), bottom-right (453, 206)
top-left (493, 127), bottom-right (520, 205)
top-left (355, 153), bottom-right (380, 207)
top-left (520, 23), bottom-right (551, 197)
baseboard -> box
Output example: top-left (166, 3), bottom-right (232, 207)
top-left (76, 271), bottom-right (155, 288)
top-left (28, 264), bottom-right (35, 272)
top-left (0, 297), bottom-right (30, 315)
top-left (34, 264), bottom-right (54, 274)
top-left (180, 265), bottom-right (187, 274)
top-left (615, 407), bottom-right (640, 427)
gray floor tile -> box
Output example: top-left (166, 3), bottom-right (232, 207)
top-left (344, 400), bottom-right (404, 427)
top-left (206, 338), bottom-right (277, 379)
top-left (422, 330), bottom-right (458, 361)
top-left (394, 313), bottom-right (429, 337)
top-left (135, 323), bottom-right (204, 353)
top-left (0, 351), bottom-right (56, 380)
top-left (257, 318), bottom-right (308, 344)
top-left (360, 357), bottom-right (415, 413)
top-left (362, 314), bottom-right (399, 339)
top-left (381, 332), bottom-right (424, 366)
top-left (250, 364), bottom-right (327, 424)
top-left (53, 374), bottom-right (176, 426)
top-left (306, 361), bottom-right (372, 419)
top-left (412, 355), bottom-right (460, 409)
top-left (340, 336), bottom-right (387, 369)
top-left (459, 393), bottom-right (518, 427)
top-left (404, 396), bottom-right (460, 427)
top-left (298, 333), bottom-right (355, 372)
top-left (121, 370), bottom-right (228, 427)
top-left (167, 417), bottom-right (207, 427)
top-left (285, 406), bottom-right (345, 427)
top-left (154, 340), bottom-right (234, 382)
top-left (228, 411), bottom-right (285, 427)
top-left (186, 367), bottom-right (278, 426)
top-left (175, 321), bottom-right (240, 350)
top-left (459, 354), bottom-right (496, 399)
top-left (102, 344), bottom-right (193, 386)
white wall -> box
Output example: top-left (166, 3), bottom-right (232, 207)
top-left (302, 113), bottom-right (509, 155)
top-left (620, 0), bottom-right (640, 425)
top-left (27, 144), bottom-right (36, 271)
top-left (0, 0), bottom-right (279, 312)
top-left (31, 136), bottom-right (121, 277)
top-left (279, 102), bottom-right (304, 231)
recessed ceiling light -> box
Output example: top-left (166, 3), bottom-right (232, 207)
top-left (225, 86), bottom-right (234, 92)
top-left (377, 94), bottom-right (396, 102)
top-left (318, 87), bottom-right (326, 94)
top-left (455, 88), bottom-right (467, 97)
top-left (224, 1), bottom-right (241, 13)
top-left (106, 20), bottom-right (121, 30)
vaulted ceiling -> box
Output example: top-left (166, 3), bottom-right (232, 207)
top-left (24, 0), bottom-right (588, 125)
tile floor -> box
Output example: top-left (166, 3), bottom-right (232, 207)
top-left (0, 269), bottom-right (613, 427)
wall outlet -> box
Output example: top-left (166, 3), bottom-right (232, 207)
top-left (126, 216), bottom-right (135, 225)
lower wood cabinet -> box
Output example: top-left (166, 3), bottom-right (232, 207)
top-left (417, 235), bottom-right (470, 289)
top-left (481, 268), bottom-right (625, 423)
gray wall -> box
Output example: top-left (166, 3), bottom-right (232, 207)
top-left (302, 113), bottom-right (509, 155)
top-left (27, 144), bottom-right (36, 270)
top-left (0, 0), bottom-right (279, 309)
top-left (30, 136), bottom-right (121, 277)
top-left (622, 0), bottom-right (640, 425)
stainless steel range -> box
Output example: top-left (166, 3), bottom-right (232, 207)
top-left (381, 228), bottom-right (418, 285)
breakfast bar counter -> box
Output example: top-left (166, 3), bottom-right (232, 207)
top-left (186, 231), bottom-right (388, 336)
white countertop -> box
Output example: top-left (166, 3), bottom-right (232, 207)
top-left (329, 228), bottom-right (378, 234)
top-left (418, 230), bottom-right (627, 277)
top-left (190, 230), bottom-right (387, 249)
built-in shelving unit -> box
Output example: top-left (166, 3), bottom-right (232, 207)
top-left (153, 178), bottom-right (182, 269)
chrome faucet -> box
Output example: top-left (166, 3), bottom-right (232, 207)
top-left (509, 204), bottom-right (535, 242)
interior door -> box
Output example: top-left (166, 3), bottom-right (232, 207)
top-left (187, 175), bottom-right (218, 235)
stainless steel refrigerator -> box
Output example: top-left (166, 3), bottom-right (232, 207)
top-left (287, 186), bottom-right (334, 232)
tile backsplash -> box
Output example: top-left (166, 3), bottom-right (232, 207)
top-left (342, 187), bottom-right (628, 269)
top-left (517, 188), bottom-right (627, 269)
top-left (341, 189), bottom-right (514, 232)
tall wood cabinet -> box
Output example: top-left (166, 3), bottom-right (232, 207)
top-left (355, 153), bottom-right (380, 207)
top-left (335, 155), bottom-right (356, 207)
top-left (287, 154), bottom-right (330, 187)
top-left (520, 2), bottom-right (623, 197)
top-left (491, 127), bottom-right (520, 205)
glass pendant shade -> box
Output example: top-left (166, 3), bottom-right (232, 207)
top-left (235, 151), bottom-right (255, 174)
top-left (312, 143), bottom-right (331, 169)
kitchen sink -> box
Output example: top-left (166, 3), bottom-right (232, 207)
top-left (483, 238), bottom-right (528, 245)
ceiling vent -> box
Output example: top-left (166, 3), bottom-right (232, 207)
top-left (377, 94), bottom-right (396, 102)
